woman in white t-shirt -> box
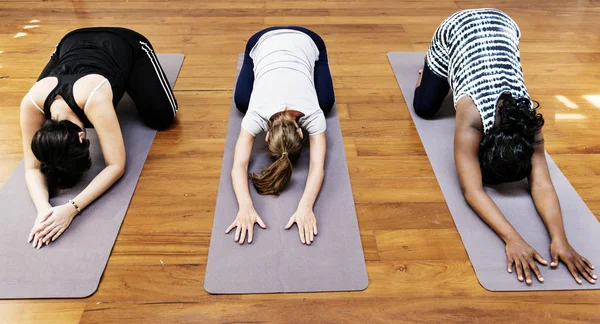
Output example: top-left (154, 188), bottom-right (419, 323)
top-left (226, 26), bottom-right (335, 246)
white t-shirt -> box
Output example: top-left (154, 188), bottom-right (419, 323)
top-left (241, 29), bottom-right (326, 137)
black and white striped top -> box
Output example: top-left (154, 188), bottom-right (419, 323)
top-left (426, 8), bottom-right (530, 134)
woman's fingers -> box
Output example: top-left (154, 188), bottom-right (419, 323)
top-left (239, 225), bottom-right (247, 244)
top-left (550, 251), bottom-right (559, 268)
top-left (234, 225), bottom-right (241, 242)
top-left (302, 225), bottom-right (307, 244)
top-left (285, 216), bottom-right (295, 230)
top-left (522, 260), bottom-right (533, 284)
top-left (34, 222), bottom-right (49, 235)
top-left (43, 227), bottom-right (61, 244)
top-left (581, 256), bottom-right (595, 271)
top-left (529, 261), bottom-right (544, 282)
top-left (39, 222), bottom-right (57, 238)
top-left (28, 227), bottom-right (36, 243)
top-left (248, 224), bottom-right (254, 244)
top-left (52, 228), bottom-right (66, 242)
top-left (575, 261), bottom-right (596, 284)
top-left (580, 258), bottom-right (598, 280)
top-left (309, 225), bottom-right (314, 243)
top-left (225, 221), bottom-right (237, 234)
top-left (533, 252), bottom-right (548, 266)
top-left (36, 235), bottom-right (44, 249)
top-left (514, 259), bottom-right (524, 281)
top-left (256, 216), bottom-right (266, 229)
top-left (313, 223), bottom-right (318, 236)
top-left (33, 232), bottom-right (42, 248)
top-left (298, 225), bottom-right (305, 244)
top-left (567, 263), bottom-right (583, 284)
top-left (36, 216), bottom-right (56, 233)
top-left (507, 258), bottom-right (514, 273)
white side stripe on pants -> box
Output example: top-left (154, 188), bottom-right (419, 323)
top-left (139, 41), bottom-right (178, 116)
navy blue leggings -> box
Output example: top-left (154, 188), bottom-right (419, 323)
top-left (413, 61), bottom-right (450, 119)
top-left (234, 26), bottom-right (335, 115)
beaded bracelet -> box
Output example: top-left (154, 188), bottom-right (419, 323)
top-left (68, 199), bottom-right (82, 215)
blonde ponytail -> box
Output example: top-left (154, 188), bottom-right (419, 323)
top-left (249, 154), bottom-right (294, 196)
top-left (250, 113), bottom-right (303, 196)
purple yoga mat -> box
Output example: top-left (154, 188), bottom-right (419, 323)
top-left (0, 54), bottom-right (184, 299)
top-left (388, 52), bottom-right (600, 291)
top-left (204, 55), bottom-right (368, 294)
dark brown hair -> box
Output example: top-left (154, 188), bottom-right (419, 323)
top-left (249, 112), bottom-right (304, 196)
top-left (31, 119), bottom-right (91, 192)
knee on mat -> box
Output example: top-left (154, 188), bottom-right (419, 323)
top-left (413, 98), bottom-right (438, 119)
top-left (320, 97), bottom-right (335, 116)
top-left (234, 93), bottom-right (250, 114)
top-left (143, 108), bottom-right (176, 130)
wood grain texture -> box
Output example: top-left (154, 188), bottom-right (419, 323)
top-left (1, 0), bottom-right (599, 323)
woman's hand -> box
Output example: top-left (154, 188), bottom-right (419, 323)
top-left (505, 237), bottom-right (548, 284)
top-left (226, 206), bottom-right (266, 245)
top-left (550, 239), bottom-right (596, 284)
top-left (28, 208), bottom-right (54, 247)
top-left (29, 203), bottom-right (78, 248)
top-left (285, 205), bottom-right (317, 245)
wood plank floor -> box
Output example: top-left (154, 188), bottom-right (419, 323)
top-left (1, 1), bottom-right (600, 323)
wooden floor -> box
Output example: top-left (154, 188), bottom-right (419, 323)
top-left (1, 0), bottom-right (600, 323)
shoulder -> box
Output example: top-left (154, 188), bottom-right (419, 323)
top-left (74, 75), bottom-right (113, 113)
top-left (28, 78), bottom-right (57, 106)
top-left (241, 110), bottom-right (265, 137)
top-left (455, 95), bottom-right (483, 131)
top-left (300, 109), bottom-right (326, 135)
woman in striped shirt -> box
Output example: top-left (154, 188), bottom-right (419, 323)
top-left (415, 9), bottom-right (595, 285)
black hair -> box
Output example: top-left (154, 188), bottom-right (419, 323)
top-left (479, 93), bottom-right (544, 184)
top-left (31, 119), bottom-right (91, 192)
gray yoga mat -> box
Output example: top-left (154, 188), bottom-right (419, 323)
top-left (0, 54), bottom-right (184, 299)
top-left (204, 55), bottom-right (368, 294)
top-left (388, 52), bottom-right (600, 291)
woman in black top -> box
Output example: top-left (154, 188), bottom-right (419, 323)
top-left (21, 27), bottom-right (178, 248)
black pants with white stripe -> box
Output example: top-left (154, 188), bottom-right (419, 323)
top-left (118, 28), bottom-right (179, 129)
top-left (39, 27), bottom-right (178, 130)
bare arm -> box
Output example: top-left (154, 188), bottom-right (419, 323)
top-left (225, 128), bottom-right (266, 245)
top-left (454, 106), bottom-right (521, 243)
top-left (528, 133), bottom-right (565, 240)
top-left (34, 96), bottom-right (126, 246)
top-left (285, 132), bottom-right (326, 245)
top-left (529, 132), bottom-right (596, 283)
top-left (298, 132), bottom-right (326, 209)
top-left (70, 99), bottom-right (126, 211)
top-left (20, 95), bottom-right (51, 213)
top-left (231, 128), bottom-right (255, 210)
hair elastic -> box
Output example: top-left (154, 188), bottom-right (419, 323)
top-left (281, 152), bottom-right (288, 157)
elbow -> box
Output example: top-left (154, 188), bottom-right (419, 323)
top-left (315, 167), bottom-right (325, 178)
top-left (462, 187), bottom-right (482, 206)
top-left (112, 163), bottom-right (125, 179)
top-left (231, 163), bottom-right (248, 178)
top-left (530, 181), bottom-right (554, 195)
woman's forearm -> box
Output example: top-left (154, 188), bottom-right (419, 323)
top-left (298, 165), bottom-right (324, 209)
top-left (531, 183), bottom-right (567, 241)
top-left (24, 169), bottom-right (52, 212)
top-left (232, 165), bottom-right (254, 209)
top-left (72, 165), bottom-right (124, 211)
top-left (464, 189), bottom-right (521, 243)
